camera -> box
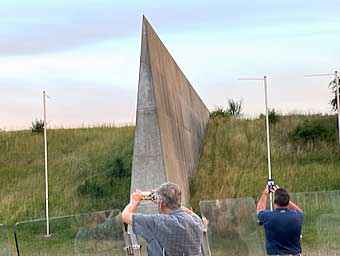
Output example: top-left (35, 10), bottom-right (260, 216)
top-left (267, 179), bottom-right (275, 193)
top-left (141, 192), bottom-right (156, 201)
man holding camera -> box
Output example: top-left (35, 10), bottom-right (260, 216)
top-left (122, 182), bottom-right (205, 256)
top-left (257, 185), bottom-right (304, 256)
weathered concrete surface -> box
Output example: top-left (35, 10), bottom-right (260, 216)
top-left (131, 16), bottom-right (210, 211)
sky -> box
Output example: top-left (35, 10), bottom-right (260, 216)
top-left (1, 0), bottom-right (339, 130)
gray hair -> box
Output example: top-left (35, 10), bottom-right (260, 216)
top-left (156, 182), bottom-right (182, 210)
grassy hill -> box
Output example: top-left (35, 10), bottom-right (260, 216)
top-left (1, 114), bottom-right (340, 227)
top-left (0, 126), bottom-right (134, 225)
top-left (1, 114), bottom-right (340, 254)
top-left (190, 114), bottom-right (340, 254)
top-left (190, 114), bottom-right (340, 212)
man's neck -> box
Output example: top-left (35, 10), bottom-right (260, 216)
top-left (274, 205), bottom-right (289, 209)
top-left (162, 207), bottom-right (181, 215)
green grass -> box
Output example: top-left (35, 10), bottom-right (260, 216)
top-left (199, 192), bottom-right (340, 255)
top-left (3, 115), bottom-right (338, 226)
top-left (190, 114), bottom-right (340, 212)
top-left (0, 126), bottom-right (134, 226)
top-left (1, 114), bottom-right (340, 254)
top-left (14, 210), bottom-right (126, 256)
top-left (0, 224), bottom-right (11, 256)
top-left (190, 114), bottom-right (340, 253)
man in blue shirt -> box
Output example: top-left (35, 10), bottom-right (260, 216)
top-left (122, 182), bottom-right (205, 256)
top-left (257, 186), bottom-right (303, 256)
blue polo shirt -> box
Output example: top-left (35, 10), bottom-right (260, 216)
top-left (258, 208), bottom-right (303, 255)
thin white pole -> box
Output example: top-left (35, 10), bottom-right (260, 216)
top-left (238, 76), bottom-right (274, 210)
top-left (335, 71), bottom-right (340, 148)
top-left (264, 76), bottom-right (272, 180)
top-left (43, 91), bottom-right (50, 237)
top-left (263, 76), bottom-right (273, 210)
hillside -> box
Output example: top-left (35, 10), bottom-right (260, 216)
top-left (190, 114), bottom-right (340, 212)
top-left (0, 126), bottom-right (134, 225)
top-left (1, 114), bottom-right (340, 226)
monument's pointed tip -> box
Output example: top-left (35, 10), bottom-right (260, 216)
top-left (142, 15), bottom-right (151, 25)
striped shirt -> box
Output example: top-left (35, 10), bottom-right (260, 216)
top-left (132, 208), bottom-right (204, 256)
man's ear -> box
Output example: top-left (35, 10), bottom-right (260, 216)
top-left (159, 200), bottom-right (166, 211)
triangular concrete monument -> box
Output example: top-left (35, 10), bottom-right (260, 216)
top-left (131, 16), bottom-right (210, 212)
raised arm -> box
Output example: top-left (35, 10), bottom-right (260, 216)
top-left (288, 200), bottom-right (303, 212)
top-left (122, 191), bottom-right (142, 225)
top-left (257, 186), bottom-right (270, 214)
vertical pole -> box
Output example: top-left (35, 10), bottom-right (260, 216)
top-left (263, 76), bottom-right (273, 210)
top-left (335, 71), bottom-right (340, 153)
top-left (43, 91), bottom-right (50, 237)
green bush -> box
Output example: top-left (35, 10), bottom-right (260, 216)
top-left (107, 157), bottom-right (130, 179)
top-left (77, 152), bottom-right (132, 209)
top-left (210, 107), bottom-right (228, 118)
top-left (290, 117), bottom-right (337, 142)
top-left (210, 99), bottom-right (243, 118)
top-left (329, 77), bottom-right (340, 111)
top-left (78, 180), bottom-right (106, 199)
top-left (226, 99), bottom-right (243, 117)
top-left (259, 108), bottom-right (280, 124)
top-left (31, 119), bottom-right (44, 134)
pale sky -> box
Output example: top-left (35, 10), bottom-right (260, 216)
top-left (1, 0), bottom-right (339, 130)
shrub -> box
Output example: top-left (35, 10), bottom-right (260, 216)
top-left (78, 180), bottom-right (106, 199)
top-left (210, 107), bottom-right (228, 118)
top-left (290, 117), bottom-right (337, 143)
top-left (259, 108), bottom-right (280, 124)
top-left (107, 157), bottom-right (130, 179)
top-left (226, 99), bottom-right (243, 117)
top-left (31, 119), bottom-right (44, 134)
top-left (78, 155), bottom-right (131, 201)
top-left (329, 77), bottom-right (340, 111)
top-left (210, 99), bottom-right (243, 118)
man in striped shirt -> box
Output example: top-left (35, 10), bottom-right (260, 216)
top-left (122, 182), bottom-right (204, 256)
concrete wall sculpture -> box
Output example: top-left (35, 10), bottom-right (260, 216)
top-left (131, 16), bottom-right (210, 212)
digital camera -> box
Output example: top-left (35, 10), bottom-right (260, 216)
top-left (141, 192), bottom-right (156, 201)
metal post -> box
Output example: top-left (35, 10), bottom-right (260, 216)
top-left (43, 91), bottom-right (50, 237)
top-left (238, 76), bottom-right (274, 210)
top-left (239, 76), bottom-right (274, 211)
top-left (264, 76), bottom-right (272, 180)
top-left (304, 72), bottom-right (340, 155)
top-left (263, 77), bottom-right (273, 210)
top-left (335, 71), bottom-right (340, 151)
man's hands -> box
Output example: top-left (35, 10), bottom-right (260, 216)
top-left (202, 217), bottom-right (209, 227)
top-left (131, 190), bottom-right (142, 206)
top-left (122, 190), bottom-right (142, 225)
top-left (257, 184), bottom-right (278, 214)
top-left (263, 186), bottom-right (271, 196)
top-left (263, 184), bottom-right (278, 195)
top-left (202, 217), bottom-right (209, 233)
top-left (182, 207), bottom-right (209, 232)
top-left (182, 206), bottom-right (193, 215)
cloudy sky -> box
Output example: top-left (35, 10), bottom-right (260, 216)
top-left (1, 0), bottom-right (339, 130)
